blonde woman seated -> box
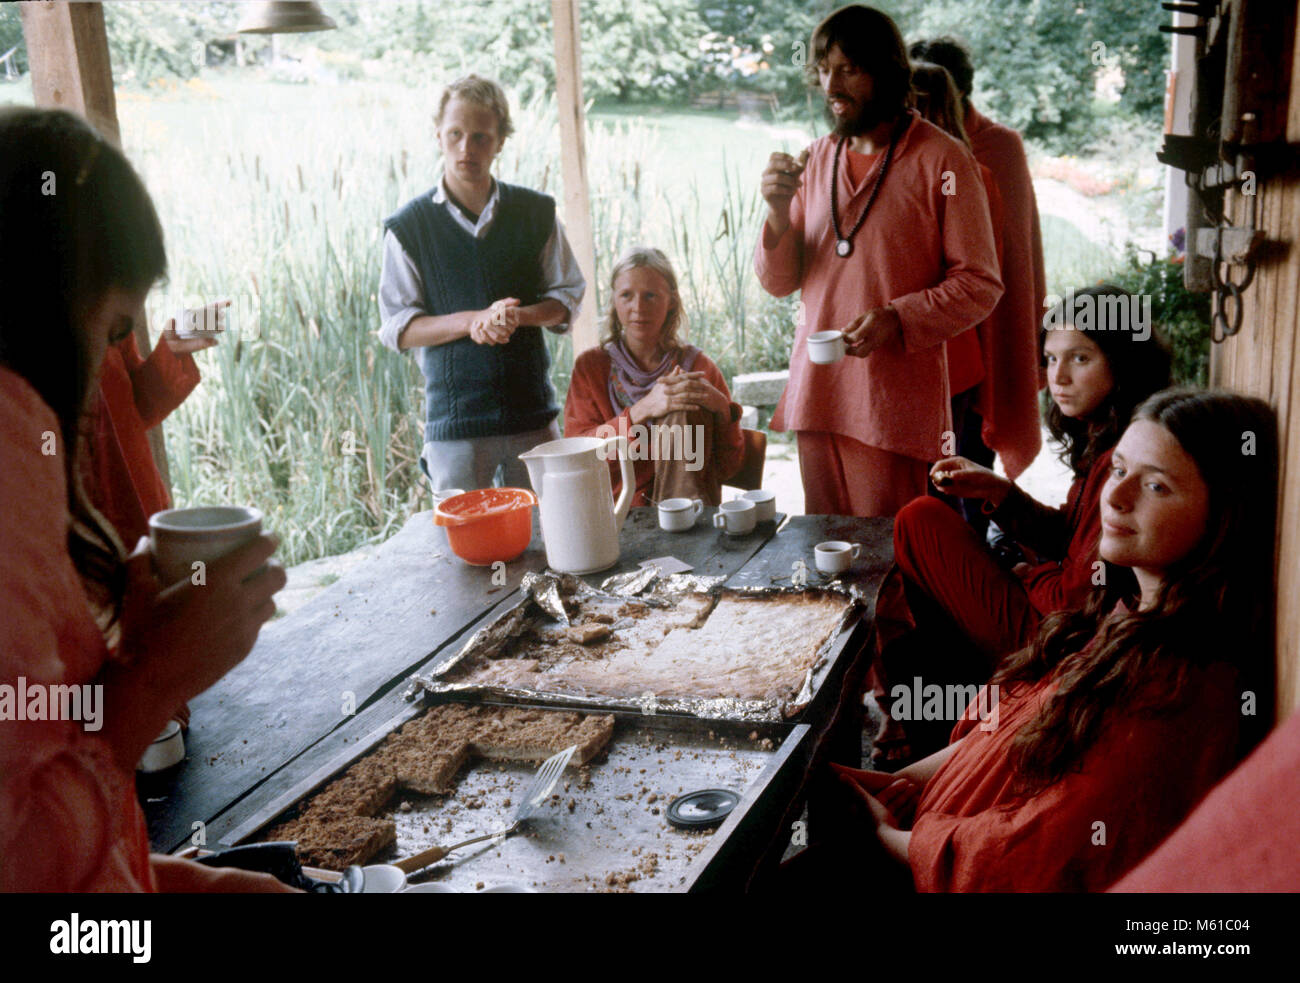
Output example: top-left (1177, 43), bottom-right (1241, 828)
top-left (564, 246), bottom-right (744, 505)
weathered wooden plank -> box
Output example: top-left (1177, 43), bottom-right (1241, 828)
top-left (725, 515), bottom-right (894, 618)
top-left (1215, 167), bottom-right (1300, 719)
top-left (19, 1), bottom-right (119, 143)
top-left (144, 510), bottom-right (552, 848)
top-left (550, 0), bottom-right (598, 354)
top-left (19, 1), bottom-right (170, 481)
top-left (580, 505), bottom-right (782, 587)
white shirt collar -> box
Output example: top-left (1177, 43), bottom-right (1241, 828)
top-left (431, 174), bottom-right (500, 237)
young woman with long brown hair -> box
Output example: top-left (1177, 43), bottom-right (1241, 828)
top-left (843, 388), bottom-right (1277, 891)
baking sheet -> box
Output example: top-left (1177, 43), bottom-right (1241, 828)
top-left (244, 708), bottom-right (805, 892)
top-left (406, 571), bottom-right (862, 722)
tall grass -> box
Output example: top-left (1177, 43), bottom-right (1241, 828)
top-left (121, 79), bottom-right (794, 564)
top-left (115, 78), bottom-right (1155, 565)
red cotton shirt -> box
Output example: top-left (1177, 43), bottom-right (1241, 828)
top-left (965, 105), bottom-right (1046, 479)
top-left (82, 334), bottom-right (200, 547)
top-left (755, 111), bottom-right (1003, 463)
top-left (909, 631), bottom-right (1241, 892)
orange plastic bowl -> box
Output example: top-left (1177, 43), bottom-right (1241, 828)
top-left (433, 488), bottom-right (536, 565)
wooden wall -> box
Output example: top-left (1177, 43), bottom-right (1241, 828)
top-left (1210, 3), bottom-right (1300, 718)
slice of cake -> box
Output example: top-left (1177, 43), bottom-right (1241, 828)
top-left (386, 743), bottom-right (472, 795)
top-left (309, 759), bottom-right (400, 816)
top-left (470, 707), bottom-right (614, 765)
top-left (267, 814), bottom-right (397, 869)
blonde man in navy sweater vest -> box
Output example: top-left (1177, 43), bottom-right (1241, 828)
top-left (378, 75), bottom-right (585, 492)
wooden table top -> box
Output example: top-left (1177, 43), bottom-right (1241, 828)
top-left (145, 507), bottom-right (892, 854)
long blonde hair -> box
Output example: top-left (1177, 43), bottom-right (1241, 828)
top-left (601, 246), bottom-right (685, 349)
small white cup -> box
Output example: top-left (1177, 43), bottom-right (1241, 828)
top-left (137, 719), bottom-right (185, 773)
top-left (148, 506), bottom-right (263, 586)
top-left (740, 489), bottom-right (776, 523)
top-left (814, 540), bottom-right (861, 574)
top-left (658, 497), bottom-right (703, 532)
top-left (360, 864), bottom-right (407, 893)
top-left (173, 301), bottom-right (229, 340)
top-left (807, 330), bottom-right (846, 364)
top-left (712, 499), bottom-right (757, 536)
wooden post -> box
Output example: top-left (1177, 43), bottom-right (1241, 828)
top-left (20, 1), bottom-right (172, 488)
top-left (550, 0), bottom-right (599, 354)
top-left (19, 1), bottom-right (120, 145)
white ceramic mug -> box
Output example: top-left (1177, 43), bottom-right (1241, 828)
top-left (148, 506), bottom-right (263, 586)
top-left (658, 497), bottom-right (703, 532)
top-left (137, 719), bottom-right (185, 773)
top-left (740, 488), bottom-right (776, 523)
top-left (807, 330), bottom-right (846, 364)
top-left (814, 540), bottom-right (861, 574)
top-left (359, 864), bottom-right (407, 893)
top-left (712, 498), bottom-right (757, 535)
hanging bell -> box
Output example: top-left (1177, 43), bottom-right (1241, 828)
top-left (236, 2), bottom-right (337, 35)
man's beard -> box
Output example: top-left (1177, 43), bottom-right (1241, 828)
top-left (825, 94), bottom-right (890, 138)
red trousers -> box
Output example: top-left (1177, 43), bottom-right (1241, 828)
top-left (797, 431), bottom-right (929, 517)
top-left (893, 496), bottom-right (1041, 664)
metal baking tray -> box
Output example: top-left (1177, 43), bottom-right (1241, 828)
top-left (406, 571), bottom-right (863, 723)
top-left (225, 701), bottom-right (810, 892)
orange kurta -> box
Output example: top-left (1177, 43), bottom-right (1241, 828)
top-left (755, 111), bottom-right (1003, 465)
top-left (965, 106), bottom-right (1045, 479)
top-left (563, 347), bottom-right (744, 506)
top-left (0, 366), bottom-right (156, 892)
top-left (947, 163), bottom-right (1004, 396)
top-left (909, 649), bottom-right (1241, 892)
top-left (82, 334), bottom-right (200, 548)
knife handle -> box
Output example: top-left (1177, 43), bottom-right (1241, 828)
top-left (395, 845), bottom-right (449, 873)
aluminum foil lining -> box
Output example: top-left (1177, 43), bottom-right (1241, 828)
top-left (405, 570), bottom-right (863, 721)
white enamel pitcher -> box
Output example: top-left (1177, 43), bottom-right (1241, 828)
top-left (519, 435), bottom-right (635, 574)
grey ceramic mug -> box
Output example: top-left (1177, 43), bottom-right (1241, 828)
top-left (148, 506), bottom-right (263, 586)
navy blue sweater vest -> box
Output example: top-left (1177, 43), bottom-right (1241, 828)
top-left (384, 182), bottom-right (560, 442)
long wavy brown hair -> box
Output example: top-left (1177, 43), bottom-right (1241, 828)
top-left (0, 107), bottom-right (167, 627)
top-left (994, 389), bottom-right (1278, 794)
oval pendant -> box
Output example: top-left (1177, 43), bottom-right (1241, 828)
top-left (836, 239), bottom-right (852, 258)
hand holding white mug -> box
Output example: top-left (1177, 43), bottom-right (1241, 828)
top-left (98, 533), bottom-right (285, 773)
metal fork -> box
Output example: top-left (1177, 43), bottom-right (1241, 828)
top-left (394, 744), bottom-right (578, 874)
